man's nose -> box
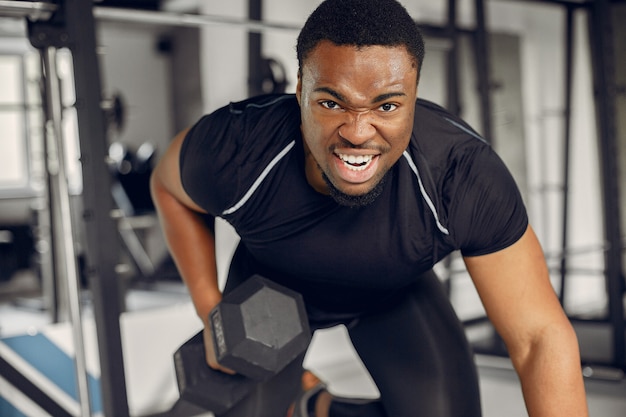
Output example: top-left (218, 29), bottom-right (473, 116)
top-left (338, 111), bottom-right (376, 146)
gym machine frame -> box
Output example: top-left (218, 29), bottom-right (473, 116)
top-left (586, 0), bottom-right (625, 374)
top-left (468, 0), bottom-right (625, 377)
top-left (526, 0), bottom-right (625, 378)
top-left (0, 2), bottom-right (301, 417)
top-left (28, 2), bottom-right (129, 417)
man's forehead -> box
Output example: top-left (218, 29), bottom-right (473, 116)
top-left (301, 42), bottom-right (418, 72)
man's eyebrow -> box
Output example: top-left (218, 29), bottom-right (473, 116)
top-left (313, 87), bottom-right (346, 102)
top-left (372, 92), bottom-right (406, 103)
top-left (313, 87), bottom-right (406, 104)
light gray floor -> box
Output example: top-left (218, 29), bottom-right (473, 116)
top-left (1, 272), bottom-right (625, 417)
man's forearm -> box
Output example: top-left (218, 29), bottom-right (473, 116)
top-left (515, 325), bottom-right (588, 417)
top-left (151, 175), bottom-right (222, 322)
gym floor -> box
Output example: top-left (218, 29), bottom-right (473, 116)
top-left (1, 271), bottom-right (625, 417)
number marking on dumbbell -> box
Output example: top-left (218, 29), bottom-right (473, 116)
top-left (211, 308), bottom-right (227, 357)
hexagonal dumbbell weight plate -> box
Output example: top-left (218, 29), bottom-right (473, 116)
top-left (210, 275), bottom-right (311, 380)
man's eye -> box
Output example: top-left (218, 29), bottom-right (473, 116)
top-left (379, 103), bottom-right (398, 112)
top-left (320, 100), bottom-right (341, 110)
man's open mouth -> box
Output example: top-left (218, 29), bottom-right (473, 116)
top-left (336, 153), bottom-right (376, 172)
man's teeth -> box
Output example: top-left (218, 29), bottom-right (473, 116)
top-left (337, 153), bottom-right (374, 171)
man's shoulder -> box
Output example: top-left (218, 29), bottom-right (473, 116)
top-left (226, 94), bottom-right (299, 117)
top-left (187, 93), bottom-right (300, 155)
top-left (405, 98), bottom-right (494, 194)
top-left (180, 94), bottom-right (300, 214)
top-left (413, 98), bottom-right (484, 142)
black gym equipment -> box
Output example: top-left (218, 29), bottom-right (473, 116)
top-left (174, 275), bottom-right (311, 414)
top-left (108, 141), bottom-right (156, 217)
top-left (0, 226), bottom-right (35, 283)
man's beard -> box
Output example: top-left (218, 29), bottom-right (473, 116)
top-left (322, 171), bottom-right (390, 208)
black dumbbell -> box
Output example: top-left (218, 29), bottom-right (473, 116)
top-left (173, 275), bottom-right (311, 414)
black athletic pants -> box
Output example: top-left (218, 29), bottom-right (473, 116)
top-left (218, 251), bottom-right (482, 417)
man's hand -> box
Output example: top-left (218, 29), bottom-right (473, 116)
top-left (203, 323), bottom-right (237, 375)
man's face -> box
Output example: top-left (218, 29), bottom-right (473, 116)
top-left (296, 41), bottom-right (418, 203)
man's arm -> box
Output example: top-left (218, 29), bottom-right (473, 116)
top-left (150, 128), bottom-right (232, 372)
top-left (464, 225), bottom-right (588, 417)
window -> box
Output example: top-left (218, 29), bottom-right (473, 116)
top-left (0, 54), bottom-right (29, 191)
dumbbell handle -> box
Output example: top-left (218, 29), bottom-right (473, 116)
top-left (203, 322), bottom-right (236, 375)
top-left (174, 275), bottom-right (311, 412)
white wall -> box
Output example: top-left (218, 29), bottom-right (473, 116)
top-left (97, 21), bottom-right (175, 152)
top-left (199, 1), bottom-right (250, 113)
top-left (490, 3), bottom-right (605, 312)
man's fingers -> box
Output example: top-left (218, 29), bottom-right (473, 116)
top-left (203, 325), bottom-right (237, 374)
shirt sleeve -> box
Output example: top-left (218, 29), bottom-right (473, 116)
top-left (178, 95), bottom-right (300, 216)
top-left (446, 143), bottom-right (529, 257)
top-left (179, 104), bottom-right (244, 215)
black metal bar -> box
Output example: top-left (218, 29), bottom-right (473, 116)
top-left (93, 6), bottom-right (300, 32)
top-left (439, 0), bottom-right (461, 296)
top-left (248, 0), bottom-right (263, 97)
top-left (63, 1), bottom-right (131, 415)
top-left (473, 0), bottom-right (493, 143)
top-left (446, 0), bottom-right (461, 116)
top-left (494, 0), bottom-right (592, 7)
top-left (558, 6), bottom-right (575, 307)
top-left (0, 354), bottom-right (73, 417)
top-left (38, 51), bottom-right (61, 324)
top-left (587, 0), bottom-right (626, 369)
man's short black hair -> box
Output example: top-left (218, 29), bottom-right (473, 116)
top-left (296, 0), bottom-right (425, 80)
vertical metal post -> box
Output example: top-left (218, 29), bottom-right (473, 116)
top-left (440, 0), bottom-right (461, 296)
top-left (40, 123), bottom-right (61, 323)
top-left (474, 0), bottom-right (493, 143)
top-left (248, 0), bottom-right (263, 97)
top-left (64, 1), bottom-right (130, 414)
top-left (41, 46), bottom-right (92, 417)
top-left (588, 0), bottom-right (625, 369)
top-left (558, 6), bottom-right (575, 307)
top-left (446, 0), bottom-right (461, 116)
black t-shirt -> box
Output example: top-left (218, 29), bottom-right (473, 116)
top-left (180, 94), bottom-right (528, 313)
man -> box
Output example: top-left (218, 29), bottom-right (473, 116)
top-left (150, 0), bottom-right (588, 416)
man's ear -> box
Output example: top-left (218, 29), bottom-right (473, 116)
top-left (295, 71), bottom-right (302, 104)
